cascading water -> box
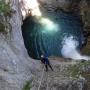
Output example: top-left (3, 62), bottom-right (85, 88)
top-left (22, 10), bottom-right (85, 59)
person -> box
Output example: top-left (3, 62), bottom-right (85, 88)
top-left (40, 55), bottom-right (53, 72)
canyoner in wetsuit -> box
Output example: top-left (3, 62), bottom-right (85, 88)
top-left (40, 55), bottom-right (53, 72)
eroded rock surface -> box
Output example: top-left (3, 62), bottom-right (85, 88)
top-left (0, 0), bottom-right (40, 90)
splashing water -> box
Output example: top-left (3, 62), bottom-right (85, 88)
top-left (61, 36), bottom-right (90, 60)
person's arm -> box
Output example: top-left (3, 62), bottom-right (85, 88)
top-left (41, 58), bottom-right (44, 64)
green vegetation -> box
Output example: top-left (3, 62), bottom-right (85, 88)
top-left (0, 22), bottom-right (6, 32)
top-left (0, 0), bottom-right (10, 16)
top-left (23, 80), bottom-right (33, 90)
top-left (0, 20), bottom-right (9, 34)
top-left (0, 0), bottom-right (11, 33)
top-left (82, 46), bottom-right (90, 55)
top-left (68, 61), bottom-right (90, 78)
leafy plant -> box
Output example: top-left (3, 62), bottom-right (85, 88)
top-left (0, 20), bottom-right (9, 33)
top-left (0, 0), bottom-right (11, 33)
top-left (23, 79), bottom-right (33, 90)
top-left (0, 0), bottom-right (10, 16)
top-left (0, 22), bottom-right (5, 32)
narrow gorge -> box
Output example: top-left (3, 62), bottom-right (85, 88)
top-left (0, 0), bottom-right (90, 90)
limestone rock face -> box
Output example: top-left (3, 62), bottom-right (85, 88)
top-left (38, 0), bottom-right (81, 13)
top-left (0, 0), bottom-right (39, 90)
top-left (80, 0), bottom-right (90, 55)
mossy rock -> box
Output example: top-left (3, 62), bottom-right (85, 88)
top-left (0, 0), bottom-right (11, 17)
top-left (68, 61), bottom-right (90, 78)
top-left (23, 80), bottom-right (33, 90)
top-left (0, 21), bottom-right (9, 34)
top-left (0, 0), bottom-right (10, 34)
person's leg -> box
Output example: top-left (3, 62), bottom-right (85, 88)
top-left (48, 63), bottom-right (53, 71)
top-left (45, 64), bottom-right (48, 72)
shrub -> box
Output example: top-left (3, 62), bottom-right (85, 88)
top-left (0, 0), bottom-right (11, 33)
top-left (0, 0), bottom-right (10, 16)
top-left (23, 79), bottom-right (33, 90)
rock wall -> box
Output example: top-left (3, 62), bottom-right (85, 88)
top-left (0, 0), bottom-right (40, 90)
top-left (80, 0), bottom-right (90, 55)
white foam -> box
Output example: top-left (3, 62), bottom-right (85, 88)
top-left (61, 36), bottom-right (90, 60)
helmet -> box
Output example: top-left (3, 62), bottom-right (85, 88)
top-left (41, 55), bottom-right (44, 58)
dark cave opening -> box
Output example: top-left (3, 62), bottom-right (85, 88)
top-left (22, 10), bottom-right (85, 60)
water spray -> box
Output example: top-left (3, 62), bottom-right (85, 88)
top-left (61, 36), bottom-right (90, 61)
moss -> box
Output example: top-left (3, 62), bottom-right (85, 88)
top-left (82, 49), bottom-right (90, 55)
top-left (68, 61), bottom-right (90, 78)
top-left (82, 44), bottom-right (90, 55)
top-left (0, 21), bottom-right (9, 34)
top-left (0, 0), bottom-right (11, 16)
top-left (0, 23), bottom-right (5, 32)
top-left (0, 0), bottom-right (11, 33)
top-left (23, 79), bottom-right (33, 90)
